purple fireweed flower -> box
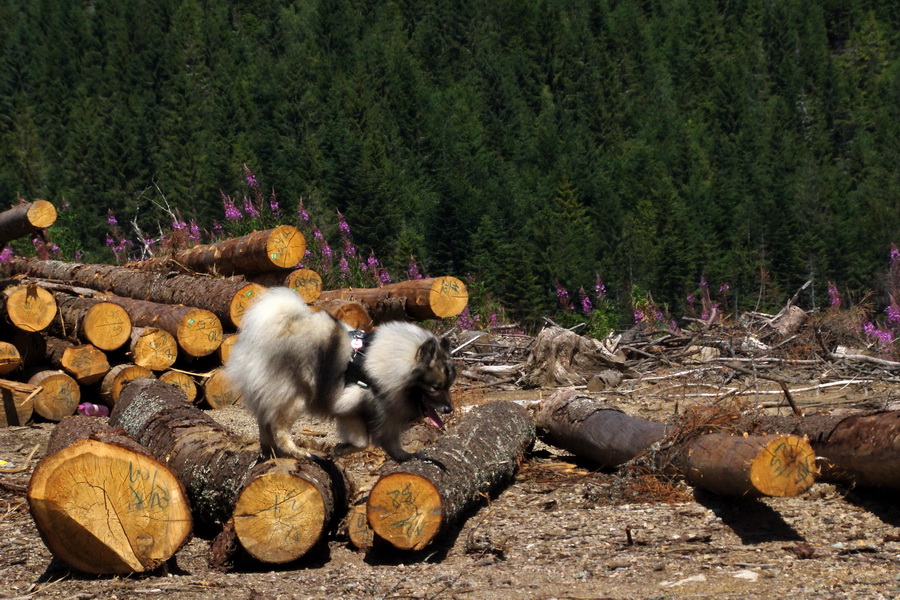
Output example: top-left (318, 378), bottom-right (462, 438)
top-left (322, 243), bottom-right (333, 262)
top-left (891, 243), bottom-right (900, 266)
top-left (242, 197), bottom-right (260, 219)
top-left (555, 281), bottom-right (571, 310)
top-left (379, 270), bottom-right (392, 285)
top-left (887, 303), bottom-right (900, 324)
top-left (408, 256), bottom-right (423, 280)
top-left (339, 257), bottom-right (350, 274)
top-left (313, 227), bottom-right (324, 241)
top-left (243, 164), bottom-right (259, 190)
top-left (594, 273), bottom-right (606, 298)
top-left (337, 211), bottom-right (351, 238)
top-left (367, 255), bottom-right (380, 271)
top-left (222, 193), bottom-right (242, 222)
top-left (189, 221), bottom-right (201, 245)
top-left (828, 282), bottom-right (842, 309)
top-left (0, 247), bottom-right (13, 264)
top-left (297, 199), bottom-right (310, 223)
top-left (105, 234), bottom-right (115, 247)
top-left (579, 288), bottom-right (593, 314)
top-left (686, 293), bottom-right (695, 304)
top-left (457, 306), bottom-right (476, 329)
top-left (107, 211), bottom-right (117, 226)
top-left (719, 283), bottom-right (730, 294)
top-left (699, 277), bottom-right (708, 289)
top-left (74, 250), bottom-right (82, 260)
top-left (269, 192), bottom-right (281, 218)
top-left (633, 307), bottom-right (645, 323)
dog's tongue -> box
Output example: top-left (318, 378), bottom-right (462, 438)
top-left (424, 404), bottom-right (444, 428)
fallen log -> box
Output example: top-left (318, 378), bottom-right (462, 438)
top-left (536, 391), bottom-right (816, 497)
top-left (125, 226), bottom-right (306, 276)
top-left (318, 276), bottom-right (468, 322)
top-left (0, 378), bottom-right (38, 426)
top-left (745, 411), bottom-right (900, 490)
top-left (28, 415), bottom-right (193, 574)
top-left (129, 326), bottom-right (178, 371)
top-left (0, 340), bottom-right (22, 374)
top-left (5, 257), bottom-right (264, 328)
top-left (109, 378), bottom-right (348, 561)
top-left (27, 369), bottom-right (80, 421)
top-left (0, 200), bottom-right (57, 244)
top-left (367, 401), bottom-right (534, 551)
top-left (0, 282), bottom-right (57, 332)
top-left (45, 338), bottom-right (110, 385)
top-left (49, 292), bottom-right (132, 351)
top-left (99, 295), bottom-right (222, 358)
top-left (244, 268), bottom-right (322, 302)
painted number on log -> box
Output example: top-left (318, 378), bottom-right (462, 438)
top-left (769, 440), bottom-right (813, 484)
top-left (128, 462), bottom-right (170, 510)
top-left (261, 492), bottom-right (307, 543)
top-left (386, 483), bottom-right (427, 538)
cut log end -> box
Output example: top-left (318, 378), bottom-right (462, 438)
top-left (749, 435), bottom-right (817, 497)
top-left (367, 472), bottom-right (443, 551)
top-left (203, 367), bottom-right (242, 409)
top-left (101, 364), bottom-right (153, 406)
top-left (267, 225), bottom-right (307, 269)
top-left (159, 371), bottom-right (198, 404)
top-left (0, 387), bottom-right (34, 427)
top-left (26, 199), bottom-right (57, 229)
top-left (131, 327), bottom-right (178, 371)
top-left (176, 309), bottom-right (223, 357)
top-left (286, 269), bottom-right (322, 303)
top-left (0, 341), bottom-right (23, 374)
top-left (83, 301), bottom-right (132, 351)
top-left (4, 285), bottom-right (57, 332)
top-left (28, 370), bottom-right (80, 422)
top-left (27, 438), bottom-right (192, 574)
top-left (345, 503), bottom-right (374, 551)
top-left (423, 276), bottom-right (469, 319)
top-left (60, 344), bottom-right (110, 385)
top-left (233, 470), bottom-right (326, 563)
top-left (228, 283), bottom-right (266, 328)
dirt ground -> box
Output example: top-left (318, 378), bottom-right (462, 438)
top-left (3, 377), bottom-right (900, 600)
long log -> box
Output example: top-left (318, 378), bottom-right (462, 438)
top-left (109, 378), bottom-right (347, 562)
top-left (367, 402), bottom-right (534, 551)
top-left (45, 338), bottom-right (110, 385)
top-left (536, 391), bottom-right (816, 497)
top-left (49, 292), bottom-right (132, 351)
top-left (124, 226), bottom-right (306, 276)
top-left (5, 257), bottom-right (264, 327)
top-left (0, 200), bottom-right (57, 244)
top-left (318, 276), bottom-right (468, 322)
top-left (0, 282), bottom-right (57, 332)
top-left (28, 415), bottom-right (193, 574)
top-left (745, 411), bottom-right (900, 490)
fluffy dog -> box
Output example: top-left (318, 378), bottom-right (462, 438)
top-left (226, 287), bottom-right (455, 462)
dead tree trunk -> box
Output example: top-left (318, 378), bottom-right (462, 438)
top-left (109, 378), bottom-right (347, 561)
top-left (49, 292), bottom-right (132, 351)
top-left (536, 391), bottom-right (816, 498)
top-left (0, 282), bottom-right (57, 332)
top-left (27, 369), bottom-right (80, 421)
top-left (243, 268), bottom-right (322, 302)
top-left (101, 295), bottom-right (222, 358)
top-left (745, 411), bottom-right (900, 490)
top-left (0, 200), bottom-right (57, 244)
top-left (45, 337), bottom-right (110, 385)
top-left (5, 258), bottom-right (264, 328)
top-left (129, 326), bottom-right (178, 371)
top-left (28, 415), bottom-right (193, 574)
top-left (367, 402), bottom-right (534, 551)
top-left (318, 276), bottom-right (468, 322)
top-left (124, 226), bottom-right (306, 276)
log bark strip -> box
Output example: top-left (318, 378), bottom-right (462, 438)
top-left (0, 283), bottom-right (57, 332)
top-left (109, 378), bottom-right (347, 552)
top-left (367, 402), bottom-right (534, 551)
top-left (0, 200), bottom-right (57, 244)
top-left (125, 226), bottom-right (306, 276)
top-left (28, 415), bottom-right (192, 574)
top-left (50, 292), bottom-right (132, 351)
top-left (5, 257), bottom-right (263, 327)
top-left (318, 276), bottom-right (468, 322)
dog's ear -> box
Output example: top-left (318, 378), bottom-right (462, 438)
top-left (416, 337), bottom-right (439, 364)
top-left (440, 335), bottom-right (451, 354)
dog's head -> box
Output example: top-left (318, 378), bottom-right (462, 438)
top-left (412, 335), bottom-right (456, 428)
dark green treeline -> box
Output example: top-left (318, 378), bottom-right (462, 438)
top-left (2, 0), bottom-right (899, 323)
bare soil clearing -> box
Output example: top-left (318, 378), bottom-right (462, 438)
top-left (2, 371), bottom-right (900, 599)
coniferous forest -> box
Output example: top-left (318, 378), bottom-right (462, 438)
top-left (2, 0), bottom-right (900, 329)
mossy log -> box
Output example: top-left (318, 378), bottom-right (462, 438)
top-left (318, 276), bottom-right (468, 322)
top-left (45, 337), bottom-right (110, 385)
top-left (28, 416), bottom-right (192, 574)
top-left (367, 402), bottom-right (534, 551)
top-left (4, 257), bottom-right (263, 328)
top-left (0, 200), bottom-right (57, 244)
top-left (49, 292), bottom-right (132, 351)
top-left (536, 390), bottom-right (816, 498)
top-left (109, 378), bottom-right (348, 560)
top-left (0, 282), bottom-right (57, 332)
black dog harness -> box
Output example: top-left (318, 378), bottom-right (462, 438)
top-left (344, 330), bottom-right (375, 390)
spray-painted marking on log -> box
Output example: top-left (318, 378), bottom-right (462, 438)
top-left (189, 316), bottom-right (223, 343)
top-left (69, 352), bottom-right (93, 370)
top-left (386, 483), bottom-right (427, 538)
top-left (769, 440), bottom-right (813, 483)
top-left (22, 292), bottom-right (49, 317)
top-left (128, 462), bottom-right (171, 510)
top-left (438, 278), bottom-right (461, 295)
top-left (260, 492), bottom-right (307, 543)
top-left (97, 313), bottom-right (125, 336)
top-left (144, 332), bottom-right (177, 361)
top-left (58, 381), bottom-right (78, 410)
top-left (232, 290), bottom-right (260, 320)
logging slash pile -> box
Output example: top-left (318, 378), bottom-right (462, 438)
top-left (3, 199), bottom-right (900, 585)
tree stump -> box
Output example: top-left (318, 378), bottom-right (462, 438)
top-left (28, 416), bottom-right (192, 574)
top-left (0, 283), bottom-right (57, 332)
top-left (520, 326), bottom-right (628, 387)
top-left (318, 276), bottom-right (468, 322)
top-left (109, 378), bottom-right (347, 554)
top-left (27, 369), bottom-right (80, 421)
top-left (51, 293), bottom-right (132, 351)
top-left (0, 379), bottom-right (37, 426)
top-left (0, 341), bottom-right (22, 374)
top-left (203, 367), bottom-right (242, 409)
top-left (45, 338), bottom-right (110, 385)
top-left (0, 200), bottom-right (57, 244)
top-left (129, 326), bottom-right (178, 371)
top-left (159, 370), bottom-right (198, 403)
top-left (103, 295), bottom-right (222, 358)
top-left (367, 402), bottom-right (534, 551)
top-left (100, 363), bottom-right (153, 406)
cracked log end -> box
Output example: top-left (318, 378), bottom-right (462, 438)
top-left (367, 472), bottom-right (443, 551)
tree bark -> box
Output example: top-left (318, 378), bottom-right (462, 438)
top-left (124, 226), bottom-right (306, 276)
top-left (45, 337), bottom-right (110, 385)
top-left (0, 282), bottom-right (57, 332)
top-left (101, 295), bottom-right (222, 358)
top-left (367, 401), bottom-right (534, 551)
top-left (0, 340), bottom-right (22, 374)
top-left (109, 378), bottom-right (347, 558)
top-left (318, 276), bottom-right (468, 322)
top-left (27, 369), bottom-right (80, 421)
top-left (100, 363), bottom-right (154, 406)
top-left (0, 200), bottom-right (57, 244)
top-left (744, 411), bottom-right (900, 490)
top-left (4, 257), bottom-right (264, 328)
top-left (129, 326), bottom-right (178, 371)
top-left (49, 292), bottom-right (132, 351)
top-left (28, 415), bottom-right (192, 574)
top-left (536, 391), bottom-right (816, 497)
top-left (243, 268), bottom-right (322, 302)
